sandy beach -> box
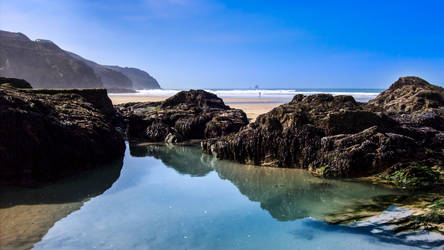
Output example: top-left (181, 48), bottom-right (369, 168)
top-left (109, 95), bottom-right (291, 121)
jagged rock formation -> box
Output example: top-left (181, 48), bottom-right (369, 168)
top-left (0, 31), bottom-right (103, 88)
top-left (106, 66), bottom-right (161, 89)
top-left (116, 90), bottom-right (248, 142)
top-left (368, 76), bottom-right (444, 130)
top-left (0, 30), bottom-right (160, 90)
top-left (0, 78), bottom-right (125, 186)
top-left (202, 77), bottom-right (444, 178)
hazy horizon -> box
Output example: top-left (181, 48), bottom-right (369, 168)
top-left (1, 0), bottom-right (444, 89)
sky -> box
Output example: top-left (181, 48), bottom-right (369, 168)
top-left (1, 0), bottom-right (444, 89)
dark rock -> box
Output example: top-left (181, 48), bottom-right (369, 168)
top-left (368, 76), bottom-right (444, 130)
top-left (0, 85), bottom-right (125, 186)
top-left (369, 77), bottom-right (444, 113)
top-left (0, 77), bottom-right (33, 89)
top-left (202, 77), bottom-right (444, 178)
top-left (165, 131), bottom-right (184, 143)
top-left (116, 89), bottom-right (248, 142)
top-left (381, 163), bottom-right (441, 189)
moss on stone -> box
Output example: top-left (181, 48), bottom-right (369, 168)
top-left (382, 164), bottom-right (440, 189)
top-left (317, 165), bottom-right (331, 176)
top-left (431, 198), bottom-right (444, 210)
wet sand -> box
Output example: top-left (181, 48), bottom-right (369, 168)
top-left (109, 95), bottom-right (291, 120)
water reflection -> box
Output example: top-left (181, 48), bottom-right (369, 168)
top-left (123, 144), bottom-right (443, 249)
top-left (3, 143), bottom-right (443, 249)
top-left (130, 143), bottom-right (400, 222)
top-left (129, 143), bottom-right (213, 177)
top-left (0, 157), bottom-right (123, 250)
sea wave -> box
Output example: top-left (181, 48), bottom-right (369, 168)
top-left (113, 89), bottom-right (380, 102)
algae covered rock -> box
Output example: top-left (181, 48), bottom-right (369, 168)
top-left (202, 77), bottom-right (444, 178)
top-left (381, 164), bottom-right (441, 189)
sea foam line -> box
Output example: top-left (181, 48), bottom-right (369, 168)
top-left (111, 89), bottom-right (380, 102)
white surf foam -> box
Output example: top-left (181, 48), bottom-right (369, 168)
top-left (111, 89), bottom-right (380, 102)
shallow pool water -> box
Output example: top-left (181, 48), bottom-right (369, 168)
top-left (1, 143), bottom-right (443, 249)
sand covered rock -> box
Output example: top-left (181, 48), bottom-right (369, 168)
top-left (202, 77), bottom-right (444, 178)
top-left (0, 83), bottom-right (125, 186)
top-left (116, 89), bottom-right (248, 142)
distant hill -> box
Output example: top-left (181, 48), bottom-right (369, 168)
top-left (105, 66), bottom-right (160, 90)
top-left (0, 31), bottom-right (102, 88)
top-left (0, 30), bottom-right (161, 90)
top-left (68, 52), bottom-right (133, 89)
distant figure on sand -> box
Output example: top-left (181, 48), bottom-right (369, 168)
top-left (259, 92), bottom-right (261, 98)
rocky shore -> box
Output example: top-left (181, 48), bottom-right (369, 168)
top-left (116, 89), bottom-right (248, 143)
top-left (0, 77), bottom-right (125, 186)
top-left (202, 77), bottom-right (444, 182)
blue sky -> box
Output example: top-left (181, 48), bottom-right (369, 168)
top-left (1, 0), bottom-right (443, 89)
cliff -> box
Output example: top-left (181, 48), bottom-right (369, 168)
top-left (68, 52), bottom-right (133, 89)
top-left (106, 66), bottom-right (160, 89)
top-left (0, 31), bottom-right (103, 88)
top-left (0, 30), bottom-right (161, 90)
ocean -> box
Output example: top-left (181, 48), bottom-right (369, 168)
top-left (113, 88), bottom-right (383, 103)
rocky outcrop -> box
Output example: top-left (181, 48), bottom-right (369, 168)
top-left (368, 76), bottom-right (444, 131)
top-left (0, 81), bottom-right (125, 186)
top-left (202, 77), bottom-right (444, 178)
top-left (116, 90), bottom-right (248, 142)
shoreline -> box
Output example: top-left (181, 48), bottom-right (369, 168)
top-left (109, 94), bottom-right (291, 120)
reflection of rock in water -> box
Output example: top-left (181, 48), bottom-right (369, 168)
top-left (297, 216), bottom-right (444, 248)
top-left (129, 143), bottom-right (214, 177)
top-left (0, 157), bottom-right (123, 250)
top-left (131, 144), bottom-right (401, 222)
top-left (211, 162), bottom-right (401, 222)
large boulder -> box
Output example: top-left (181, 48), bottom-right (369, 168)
top-left (0, 85), bottom-right (125, 186)
top-left (368, 76), bottom-right (444, 131)
top-left (202, 77), bottom-right (444, 178)
top-left (116, 90), bottom-right (248, 142)
top-left (0, 77), bottom-right (33, 89)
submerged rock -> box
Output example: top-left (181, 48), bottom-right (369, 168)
top-left (116, 89), bottom-right (248, 142)
top-left (0, 84), bottom-right (125, 186)
top-left (202, 77), bottom-right (444, 178)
